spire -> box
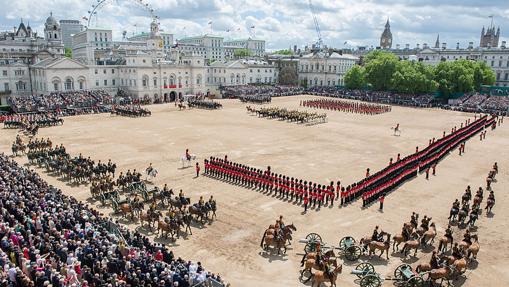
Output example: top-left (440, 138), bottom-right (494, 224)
top-left (385, 18), bottom-right (390, 28)
top-left (435, 34), bottom-right (440, 48)
top-left (21, 18), bottom-right (23, 24)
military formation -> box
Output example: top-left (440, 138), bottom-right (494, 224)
top-left (246, 106), bottom-right (327, 124)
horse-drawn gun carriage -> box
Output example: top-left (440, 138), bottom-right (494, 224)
top-left (351, 263), bottom-right (426, 287)
top-left (299, 233), bottom-right (362, 261)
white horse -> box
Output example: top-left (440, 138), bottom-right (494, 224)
top-left (180, 154), bottom-right (197, 168)
top-left (145, 167), bottom-right (158, 181)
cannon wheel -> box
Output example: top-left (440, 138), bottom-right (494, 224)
top-left (345, 245), bottom-right (362, 261)
top-left (406, 275), bottom-right (424, 287)
top-left (306, 233), bottom-right (322, 243)
top-left (394, 264), bottom-right (412, 281)
top-left (354, 262), bottom-right (375, 279)
top-left (360, 274), bottom-right (382, 287)
top-left (304, 242), bottom-right (318, 254)
top-left (339, 236), bottom-right (356, 250)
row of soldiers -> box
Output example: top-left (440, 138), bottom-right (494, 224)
top-left (301, 99), bottom-right (391, 115)
top-left (204, 156), bottom-right (359, 209)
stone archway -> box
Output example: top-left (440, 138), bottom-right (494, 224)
top-left (170, 91), bottom-right (177, 102)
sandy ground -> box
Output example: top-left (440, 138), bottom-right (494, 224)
top-left (1, 95), bottom-right (508, 287)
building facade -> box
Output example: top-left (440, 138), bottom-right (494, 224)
top-left (223, 38), bottom-right (266, 57)
top-left (72, 28), bottom-right (112, 64)
top-left (298, 51), bottom-right (358, 87)
top-left (60, 20), bottom-right (83, 49)
top-left (177, 35), bottom-right (225, 61)
top-left (207, 59), bottom-right (277, 87)
top-left (480, 25), bottom-right (500, 48)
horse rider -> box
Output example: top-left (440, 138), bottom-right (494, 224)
top-left (278, 215), bottom-right (285, 231)
top-left (444, 225), bottom-right (453, 244)
top-left (186, 149), bottom-right (191, 161)
top-left (452, 243), bottom-right (464, 259)
top-left (487, 190), bottom-right (495, 203)
top-left (493, 162), bottom-right (498, 174)
top-left (198, 196), bottom-right (205, 208)
top-left (372, 226), bottom-right (382, 242)
top-left (208, 195), bottom-right (215, 205)
top-left (178, 190), bottom-right (186, 205)
top-left (145, 163), bottom-right (153, 175)
top-left (420, 216), bottom-right (431, 231)
top-left (462, 230), bottom-right (472, 246)
top-left (462, 187), bottom-right (472, 204)
top-left (402, 224), bottom-right (411, 242)
top-left (410, 212), bottom-right (418, 229)
top-left (430, 251), bottom-right (440, 269)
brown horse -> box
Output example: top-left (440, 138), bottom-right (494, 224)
top-left (140, 210), bottom-right (161, 230)
top-left (120, 203), bottom-right (135, 220)
top-left (485, 198), bottom-right (495, 213)
top-left (421, 223), bottom-right (437, 245)
top-left (368, 234), bottom-right (391, 260)
top-left (438, 235), bottom-right (453, 253)
top-left (402, 235), bottom-right (420, 257)
top-left (260, 233), bottom-right (287, 254)
top-left (460, 235), bottom-right (480, 260)
top-left (300, 250), bottom-right (337, 280)
top-left (429, 265), bottom-right (454, 286)
top-left (157, 220), bottom-right (181, 240)
top-left (309, 265), bottom-right (343, 287)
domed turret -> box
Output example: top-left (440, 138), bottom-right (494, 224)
top-left (45, 12), bottom-right (58, 27)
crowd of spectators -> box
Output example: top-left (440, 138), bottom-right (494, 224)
top-left (306, 87), bottom-right (436, 108)
top-left (220, 85), bottom-right (304, 99)
top-left (0, 153), bottom-right (225, 287)
top-left (8, 91), bottom-right (113, 115)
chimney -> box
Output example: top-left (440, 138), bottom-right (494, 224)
top-left (396, 44), bottom-right (400, 50)
top-left (423, 43), bottom-right (428, 49)
top-left (456, 42), bottom-right (460, 49)
top-left (416, 43), bottom-right (420, 49)
top-left (405, 43), bottom-right (410, 49)
top-left (502, 41), bottom-right (507, 49)
top-left (442, 42), bottom-right (446, 50)
top-left (468, 42), bottom-right (473, 49)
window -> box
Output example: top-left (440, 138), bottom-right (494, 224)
top-left (2, 70), bottom-right (6, 76)
top-left (4, 83), bottom-right (9, 91)
top-left (54, 82), bottom-right (59, 91)
top-left (112, 69), bottom-right (115, 74)
top-left (104, 80), bottom-right (108, 86)
top-left (112, 79), bottom-right (116, 86)
top-left (103, 69), bottom-right (106, 74)
top-left (153, 78), bottom-right (157, 86)
top-left (95, 69), bottom-right (98, 74)
top-left (79, 81), bottom-right (84, 90)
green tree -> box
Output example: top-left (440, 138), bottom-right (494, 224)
top-left (279, 66), bottom-right (298, 85)
top-left (434, 60), bottom-right (475, 98)
top-left (234, 48), bottom-right (251, 58)
top-left (390, 61), bottom-right (436, 94)
top-left (64, 48), bottom-right (72, 58)
top-left (344, 65), bottom-right (366, 89)
top-left (274, 49), bottom-right (293, 55)
top-left (363, 51), bottom-right (399, 91)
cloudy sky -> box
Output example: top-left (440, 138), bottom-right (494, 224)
top-left (1, 0), bottom-right (508, 50)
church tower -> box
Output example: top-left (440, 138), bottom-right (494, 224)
top-left (44, 12), bottom-right (62, 42)
top-left (434, 34), bottom-right (440, 49)
top-left (380, 19), bottom-right (393, 49)
top-left (480, 18), bottom-right (500, 48)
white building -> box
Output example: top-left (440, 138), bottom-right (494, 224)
top-left (298, 51), bottom-right (358, 87)
top-left (207, 59), bottom-right (278, 87)
top-left (0, 59), bottom-right (31, 103)
top-left (223, 38), bottom-right (266, 57)
top-left (72, 28), bottom-right (112, 64)
top-left (177, 35), bottom-right (225, 62)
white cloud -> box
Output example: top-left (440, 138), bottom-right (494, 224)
top-left (0, 0), bottom-right (508, 49)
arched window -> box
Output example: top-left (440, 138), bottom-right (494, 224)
top-left (64, 78), bottom-right (74, 90)
top-left (142, 75), bottom-right (149, 88)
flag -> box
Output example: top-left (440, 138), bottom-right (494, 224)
top-left (237, 28), bottom-right (241, 31)
top-left (344, 41), bottom-right (347, 45)
top-left (208, 21), bottom-right (213, 25)
top-left (226, 29), bottom-right (230, 32)
top-left (250, 25), bottom-right (255, 29)
top-left (82, 16), bottom-right (88, 21)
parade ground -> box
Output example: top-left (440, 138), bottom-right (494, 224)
top-left (1, 95), bottom-right (508, 287)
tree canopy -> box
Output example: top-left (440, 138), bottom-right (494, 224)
top-left (234, 49), bottom-right (251, 58)
top-left (343, 51), bottom-right (496, 97)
